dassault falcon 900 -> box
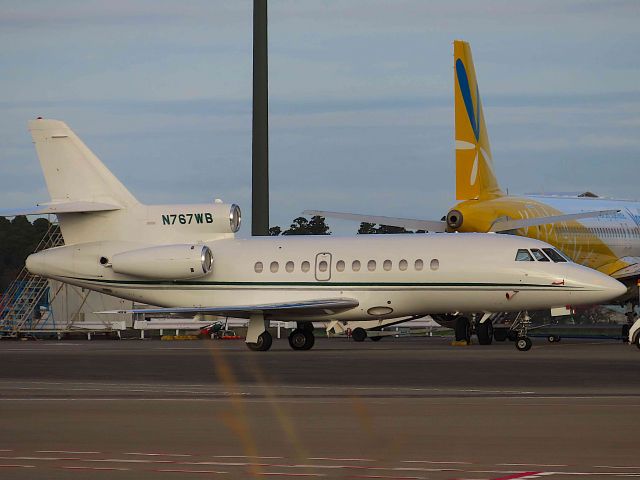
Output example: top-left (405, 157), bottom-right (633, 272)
top-left (306, 40), bottom-right (640, 344)
top-left (3, 118), bottom-right (625, 351)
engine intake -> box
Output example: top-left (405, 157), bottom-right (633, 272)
top-left (110, 244), bottom-right (213, 280)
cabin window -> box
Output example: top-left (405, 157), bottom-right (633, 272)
top-left (285, 261), bottom-right (294, 273)
top-left (336, 260), bottom-right (345, 272)
top-left (399, 259), bottom-right (408, 271)
top-left (352, 260), bottom-right (361, 272)
top-left (530, 248), bottom-right (550, 262)
top-left (254, 261), bottom-right (264, 273)
top-left (430, 259), bottom-right (440, 270)
top-left (542, 248), bottom-right (567, 262)
top-left (301, 261), bottom-right (310, 272)
top-left (367, 260), bottom-right (377, 271)
top-left (318, 260), bottom-right (328, 272)
top-left (270, 261), bottom-right (279, 273)
top-left (383, 260), bottom-right (392, 271)
top-left (414, 259), bottom-right (424, 271)
top-left (515, 249), bottom-right (534, 261)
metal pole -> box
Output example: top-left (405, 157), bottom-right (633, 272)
top-left (252, 0), bottom-right (269, 236)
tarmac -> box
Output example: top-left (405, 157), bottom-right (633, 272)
top-left (0, 336), bottom-right (639, 479)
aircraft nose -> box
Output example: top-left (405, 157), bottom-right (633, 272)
top-left (569, 267), bottom-right (627, 304)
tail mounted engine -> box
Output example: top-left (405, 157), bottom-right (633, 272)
top-left (109, 244), bottom-right (213, 280)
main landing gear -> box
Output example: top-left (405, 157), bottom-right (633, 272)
top-left (245, 315), bottom-right (317, 352)
top-left (289, 322), bottom-right (315, 351)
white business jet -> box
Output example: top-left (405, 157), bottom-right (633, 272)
top-left (9, 119), bottom-right (626, 351)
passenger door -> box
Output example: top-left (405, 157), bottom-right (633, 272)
top-left (314, 253), bottom-right (332, 281)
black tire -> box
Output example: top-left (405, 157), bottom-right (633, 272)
top-left (352, 327), bottom-right (367, 342)
top-left (477, 322), bottom-right (493, 345)
top-left (454, 317), bottom-right (471, 342)
top-left (246, 331), bottom-right (273, 351)
top-left (515, 336), bottom-right (532, 352)
top-left (289, 329), bottom-right (309, 350)
top-left (622, 324), bottom-right (631, 343)
top-left (635, 333), bottom-right (640, 350)
top-left (493, 328), bottom-right (508, 342)
top-left (547, 335), bottom-right (555, 343)
top-left (301, 330), bottom-right (315, 350)
top-left (301, 322), bottom-right (315, 332)
top-left (370, 336), bottom-right (382, 342)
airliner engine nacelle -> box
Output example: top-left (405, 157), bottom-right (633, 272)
top-left (110, 244), bottom-right (213, 280)
top-left (446, 209), bottom-right (464, 230)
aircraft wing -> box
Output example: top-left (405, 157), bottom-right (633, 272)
top-left (302, 210), bottom-right (447, 232)
top-left (600, 257), bottom-right (640, 281)
top-left (490, 209), bottom-right (621, 232)
top-left (0, 201), bottom-right (122, 217)
top-left (98, 298), bottom-right (360, 319)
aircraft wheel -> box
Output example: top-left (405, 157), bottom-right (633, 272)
top-left (370, 336), bottom-right (382, 342)
top-left (247, 331), bottom-right (273, 351)
top-left (454, 317), bottom-right (471, 342)
top-left (622, 324), bottom-right (631, 343)
top-left (515, 336), bottom-right (532, 352)
top-left (635, 334), bottom-right (640, 350)
top-left (352, 327), bottom-right (367, 342)
top-left (547, 335), bottom-right (561, 343)
top-left (493, 328), bottom-right (507, 342)
top-left (477, 321), bottom-right (493, 345)
top-left (289, 329), bottom-right (306, 350)
top-left (302, 330), bottom-right (315, 350)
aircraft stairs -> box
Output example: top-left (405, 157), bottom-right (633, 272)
top-left (0, 223), bottom-right (64, 337)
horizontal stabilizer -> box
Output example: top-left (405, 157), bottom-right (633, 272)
top-left (98, 298), bottom-right (360, 319)
top-left (490, 209), bottom-right (621, 233)
top-left (303, 210), bottom-right (447, 232)
top-left (0, 201), bottom-right (122, 217)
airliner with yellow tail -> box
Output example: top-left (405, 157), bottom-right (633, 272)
top-left (306, 40), bottom-right (640, 323)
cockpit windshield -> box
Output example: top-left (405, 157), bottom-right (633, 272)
top-left (543, 248), bottom-right (567, 262)
top-left (516, 247), bottom-right (572, 263)
top-left (515, 249), bottom-right (534, 261)
top-left (530, 249), bottom-right (550, 262)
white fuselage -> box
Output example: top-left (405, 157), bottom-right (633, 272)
top-left (27, 233), bottom-right (625, 322)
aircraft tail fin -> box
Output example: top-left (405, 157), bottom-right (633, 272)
top-left (29, 118), bottom-right (138, 208)
top-left (454, 40), bottom-right (503, 200)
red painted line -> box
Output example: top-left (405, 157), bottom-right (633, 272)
top-left (491, 473), bottom-right (542, 480)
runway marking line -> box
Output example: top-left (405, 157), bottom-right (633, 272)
top-left (490, 473), bottom-right (543, 480)
top-left (253, 473), bottom-right (326, 477)
top-left (402, 460), bottom-right (472, 465)
top-left (125, 452), bottom-right (193, 457)
top-left (62, 466), bottom-right (131, 471)
top-left (0, 464), bottom-right (35, 468)
top-left (38, 450), bottom-right (101, 454)
top-left (344, 475), bottom-right (425, 479)
top-left (309, 457), bottom-right (375, 462)
top-left (153, 468), bottom-right (228, 474)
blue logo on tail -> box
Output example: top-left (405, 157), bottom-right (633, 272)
top-left (456, 59), bottom-right (480, 141)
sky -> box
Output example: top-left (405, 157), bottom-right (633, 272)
top-left (1, 0), bottom-right (639, 236)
